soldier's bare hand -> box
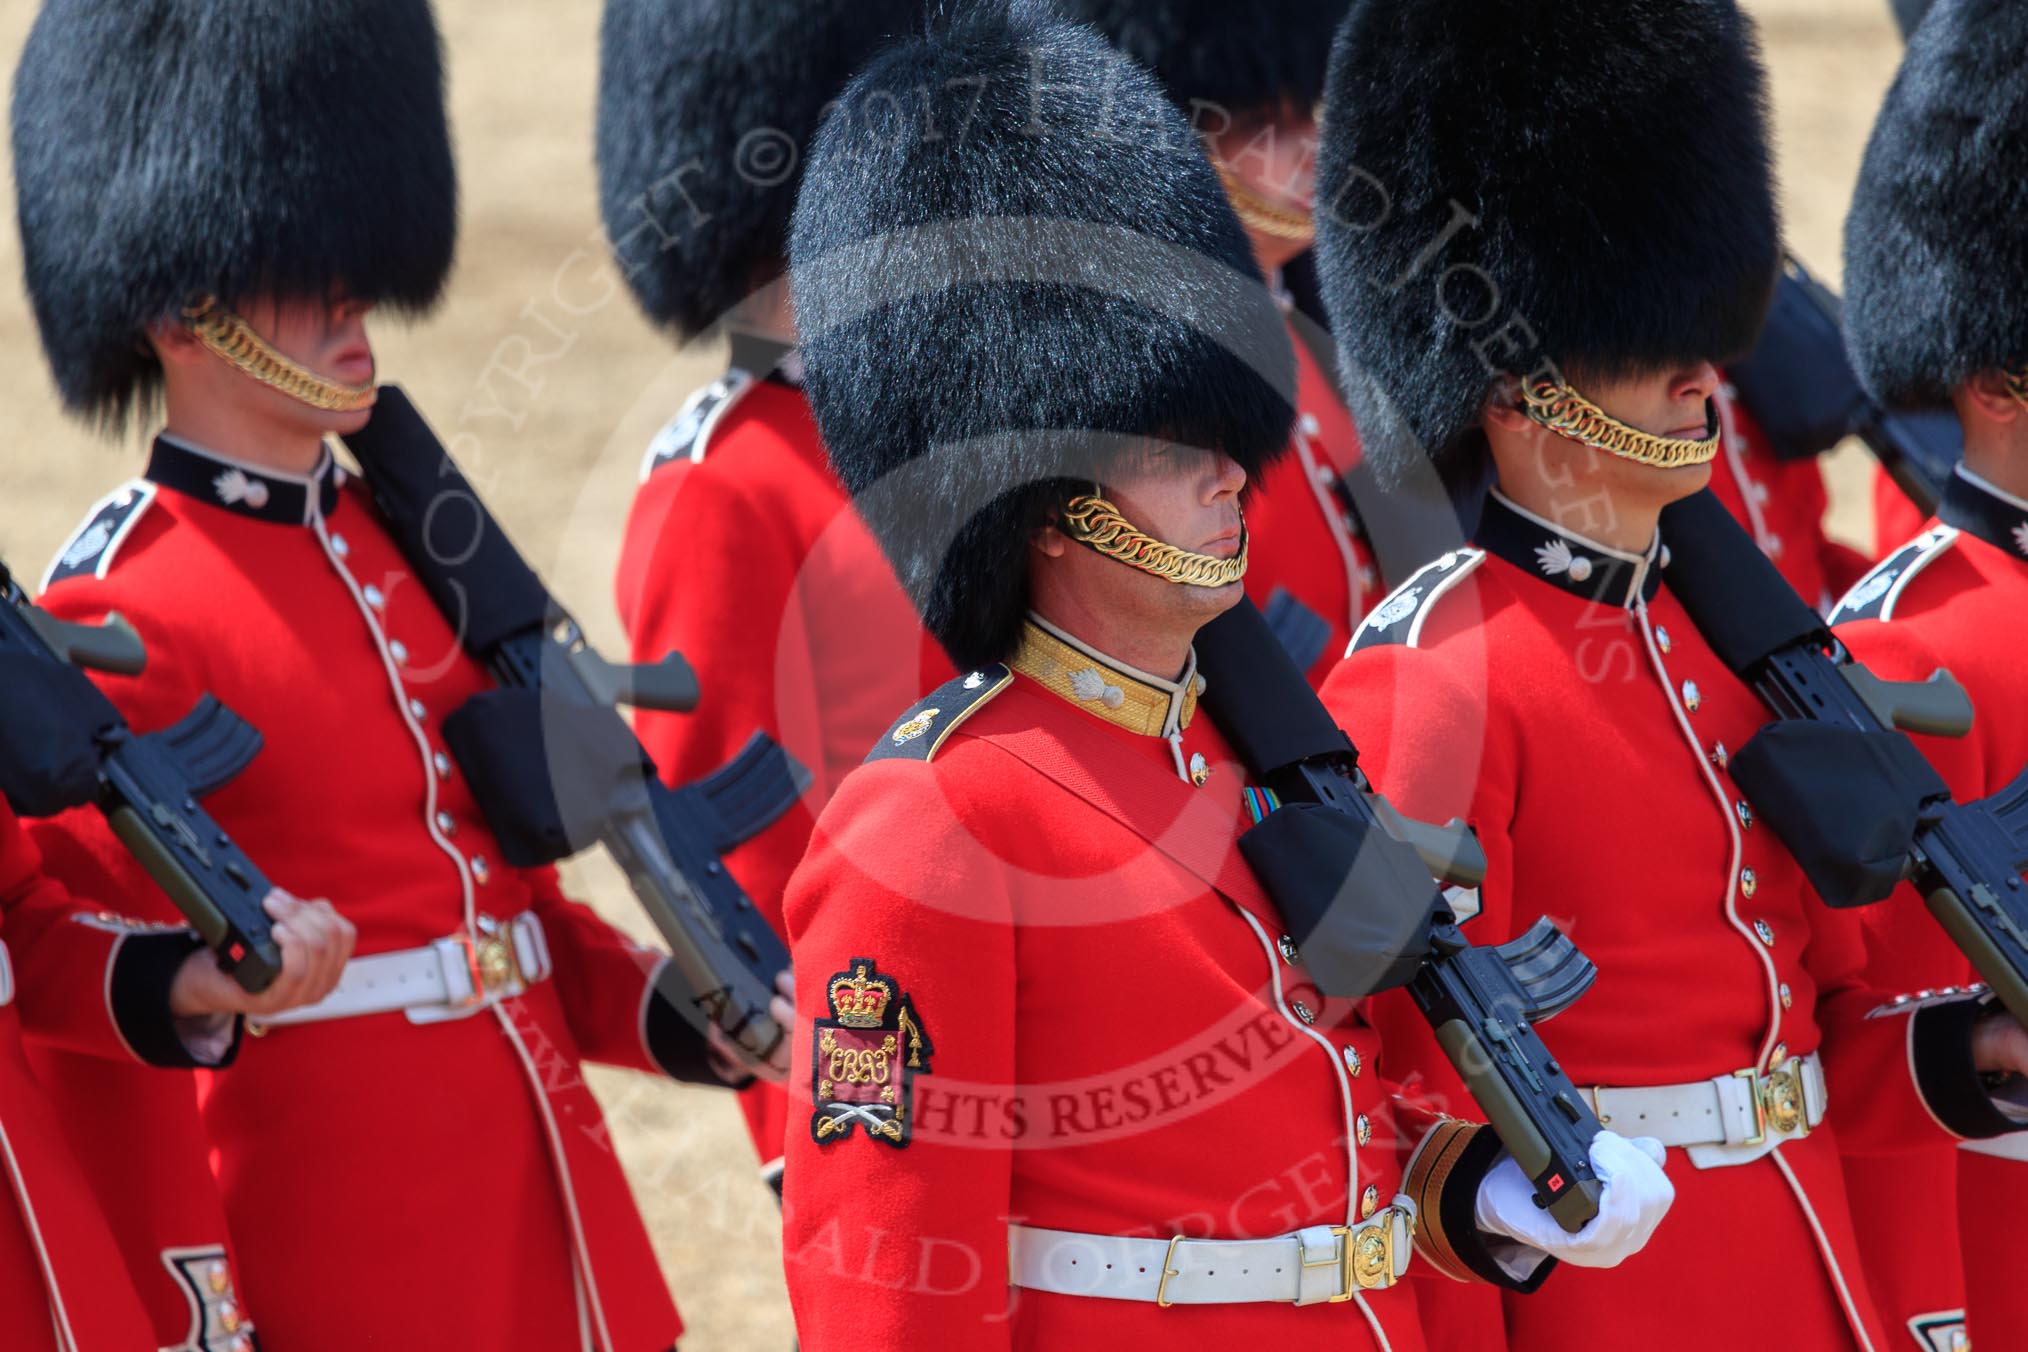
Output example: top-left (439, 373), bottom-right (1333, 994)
top-left (169, 891), bottom-right (356, 1019)
top-left (702, 972), bottom-right (796, 1085)
top-left (1971, 1009), bottom-right (2028, 1081)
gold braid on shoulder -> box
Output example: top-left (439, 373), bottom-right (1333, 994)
top-left (183, 298), bottom-right (376, 413)
top-left (1213, 161), bottom-right (1316, 245)
top-left (1519, 376), bottom-right (1719, 470)
top-left (1060, 493), bottom-right (1248, 587)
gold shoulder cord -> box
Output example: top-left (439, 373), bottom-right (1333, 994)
top-left (1519, 376), bottom-right (1720, 470)
top-left (182, 298), bottom-right (376, 413)
top-left (1060, 493), bottom-right (1248, 588)
top-left (1214, 161), bottom-right (1316, 245)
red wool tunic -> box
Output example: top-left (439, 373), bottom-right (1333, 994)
top-left (1242, 322), bottom-right (1383, 683)
top-left (1322, 489), bottom-right (2007, 1352)
top-left (1833, 467), bottom-right (2028, 1352)
top-left (780, 618), bottom-right (1538, 1351)
top-left (1707, 383), bottom-right (1873, 614)
top-left (0, 801), bottom-right (210, 1352)
top-left (614, 352), bottom-right (952, 1178)
top-left (36, 434), bottom-right (701, 1352)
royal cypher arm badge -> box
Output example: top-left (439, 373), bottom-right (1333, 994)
top-left (810, 958), bottom-right (932, 1149)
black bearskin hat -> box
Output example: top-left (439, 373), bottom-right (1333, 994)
top-left (1845, 0), bottom-right (2028, 408)
top-left (597, 0), bottom-right (926, 342)
top-left (1046, 0), bottom-right (1348, 118)
top-left (790, 2), bottom-right (1293, 671)
top-left (1313, 0), bottom-right (1779, 491)
top-left (12, 0), bottom-right (457, 429)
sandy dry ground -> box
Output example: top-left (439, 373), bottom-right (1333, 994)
top-left (0, 2), bottom-right (1913, 1346)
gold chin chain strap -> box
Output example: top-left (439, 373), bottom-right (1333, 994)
top-left (1060, 493), bottom-right (1248, 588)
top-left (1519, 376), bottom-right (1720, 470)
top-left (2002, 366), bottom-right (2028, 411)
top-left (182, 298), bottom-right (376, 413)
top-left (1213, 161), bottom-right (1316, 245)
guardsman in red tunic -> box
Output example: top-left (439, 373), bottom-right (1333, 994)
top-left (776, 10), bottom-right (1676, 1347)
top-left (1053, 1), bottom-right (1390, 681)
top-left (1707, 383), bottom-right (1875, 614)
top-left (0, 797), bottom-right (204, 1352)
top-left (1310, 2), bottom-right (2028, 1349)
top-left (599, 0), bottom-right (944, 1191)
top-left (13, 2), bottom-right (754, 1347)
top-left (1829, 6), bottom-right (2028, 1346)
top-left (0, 676), bottom-right (351, 1352)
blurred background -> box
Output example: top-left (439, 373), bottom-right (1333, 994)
top-left (0, 2), bottom-right (1917, 1345)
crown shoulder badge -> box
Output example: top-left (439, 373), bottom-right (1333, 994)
top-left (810, 957), bottom-right (933, 1150)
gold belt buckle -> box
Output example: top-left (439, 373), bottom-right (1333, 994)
top-left (461, 916), bottom-right (524, 1004)
top-left (1762, 1059), bottom-right (1809, 1139)
top-left (1310, 1212), bottom-right (1403, 1303)
top-left (1734, 1059), bottom-right (1810, 1147)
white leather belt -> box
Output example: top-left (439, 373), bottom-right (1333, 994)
top-left (0, 939), bottom-right (13, 1008)
top-left (1589, 1051), bottom-right (1827, 1169)
top-left (254, 913), bottom-right (551, 1030)
top-left (1961, 1133), bottom-right (2028, 1162)
top-left (1009, 1198), bottom-right (1415, 1307)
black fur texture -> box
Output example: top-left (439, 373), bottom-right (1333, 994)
top-left (1845, 0), bottom-right (2028, 408)
top-left (1046, 0), bottom-right (1348, 116)
top-left (12, 0), bottom-right (457, 429)
top-left (1313, 0), bottom-right (1779, 491)
top-left (790, 2), bottom-right (1293, 670)
top-left (597, 0), bottom-right (928, 342)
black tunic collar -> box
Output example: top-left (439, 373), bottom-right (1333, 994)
top-left (727, 331), bottom-right (803, 389)
top-left (1939, 466), bottom-right (2028, 562)
top-left (1476, 487), bottom-right (1665, 610)
top-left (147, 435), bottom-right (343, 525)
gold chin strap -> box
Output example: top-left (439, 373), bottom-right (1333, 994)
top-left (1213, 161), bottom-right (1316, 246)
top-left (1519, 376), bottom-right (1720, 470)
top-left (182, 298), bottom-right (376, 413)
top-left (1060, 493), bottom-right (1248, 588)
top-left (2002, 366), bottom-right (2028, 411)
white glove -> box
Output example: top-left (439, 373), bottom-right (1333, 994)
top-left (1474, 1131), bottom-right (1674, 1270)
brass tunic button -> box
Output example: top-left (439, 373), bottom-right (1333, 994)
top-left (408, 697), bottom-right (427, 720)
top-left (435, 811), bottom-right (457, 837)
top-left (1736, 799), bottom-right (1754, 830)
top-left (330, 534), bottom-right (350, 558)
top-left (1739, 867), bottom-right (1757, 899)
top-left (1682, 680), bottom-right (1701, 713)
top-left (1565, 556), bottom-right (1594, 583)
top-left (1360, 1185), bottom-right (1380, 1219)
top-left (1711, 742), bottom-right (1730, 771)
top-left (1343, 1046), bottom-right (1363, 1077)
top-left (1754, 919), bottom-right (1775, 947)
top-left (471, 855), bottom-right (491, 884)
top-left (389, 639), bottom-right (409, 666)
top-left (363, 583), bottom-right (385, 609)
top-left (1770, 1043), bottom-right (1789, 1067)
top-left (1779, 982), bottom-right (1793, 1010)
top-left (1278, 934), bottom-right (1300, 965)
top-left (434, 752), bottom-right (453, 779)
top-left (1655, 626), bottom-right (1673, 654)
top-left (1189, 752), bottom-right (1210, 787)
top-left (1356, 1114), bottom-right (1373, 1146)
top-left (1291, 999), bottom-right (1316, 1026)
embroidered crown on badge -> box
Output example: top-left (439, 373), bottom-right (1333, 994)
top-left (828, 964), bottom-right (895, 1027)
